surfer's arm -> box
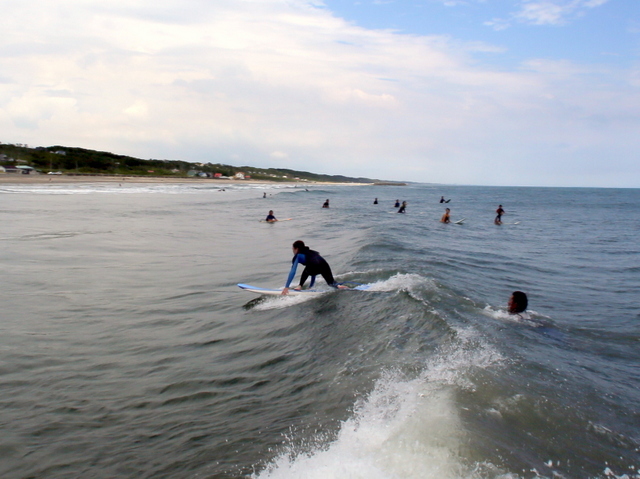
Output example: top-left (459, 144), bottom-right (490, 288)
top-left (283, 255), bottom-right (300, 292)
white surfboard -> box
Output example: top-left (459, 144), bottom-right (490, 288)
top-left (260, 218), bottom-right (293, 223)
top-left (237, 283), bottom-right (371, 296)
top-left (454, 218), bottom-right (466, 224)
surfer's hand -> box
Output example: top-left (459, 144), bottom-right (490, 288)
top-left (281, 288), bottom-right (289, 295)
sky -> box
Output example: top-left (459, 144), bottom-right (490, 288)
top-left (1, 0), bottom-right (638, 187)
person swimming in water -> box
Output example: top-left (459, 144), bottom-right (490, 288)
top-left (322, 199), bottom-right (330, 208)
top-left (265, 210), bottom-right (277, 223)
top-left (394, 200), bottom-right (400, 208)
top-left (495, 205), bottom-right (505, 225)
top-left (373, 198), bottom-right (378, 204)
top-left (508, 291), bottom-right (530, 319)
top-left (282, 240), bottom-right (344, 295)
top-left (440, 208), bottom-right (451, 223)
top-left (397, 201), bottom-right (407, 213)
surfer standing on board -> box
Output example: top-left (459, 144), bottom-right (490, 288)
top-left (265, 210), bottom-right (277, 223)
top-left (282, 240), bottom-right (344, 295)
top-left (495, 204), bottom-right (505, 225)
top-left (441, 208), bottom-right (451, 223)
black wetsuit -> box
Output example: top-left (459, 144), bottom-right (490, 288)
top-left (286, 247), bottom-right (336, 288)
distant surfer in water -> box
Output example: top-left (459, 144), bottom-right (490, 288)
top-left (282, 240), bottom-right (344, 295)
top-left (265, 210), bottom-right (277, 223)
top-left (508, 291), bottom-right (530, 319)
top-left (397, 201), bottom-right (407, 213)
top-left (440, 208), bottom-right (451, 223)
top-left (373, 198), bottom-right (378, 204)
top-left (440, 196), bottom-right (451, 203)
top-left (394, 200), bottom-right (400, 208)
top-left (495, 204), bottom-right (505, 225)
top-left (322, 199), bottom-right (330, 208)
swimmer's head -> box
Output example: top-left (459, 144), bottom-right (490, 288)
top-left (508, 291), bottom-right (528, 314)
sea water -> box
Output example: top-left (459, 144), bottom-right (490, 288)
top-left (0, 181), bottom-right (638, 479)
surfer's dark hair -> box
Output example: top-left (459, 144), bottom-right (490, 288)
top-left (511, 291), bottom-right (528, 313)
top-left (293, 240), bottom-right (306, 250)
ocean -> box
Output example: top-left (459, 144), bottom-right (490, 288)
top-left (0, 181), bottom-right (638, 479)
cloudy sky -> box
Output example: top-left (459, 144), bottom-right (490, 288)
top-left (1, 0), bottom-right (638, 187)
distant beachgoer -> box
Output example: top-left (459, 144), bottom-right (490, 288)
top-left (440, 196), bottom-right (445, 203)
top-left (508, 291), bottom-right (530, 319)
top-left (394, 200), bottom-right (400, 208)
top-left (440, 208), bottom-right (451, 223)
top-left (373, 198), bottom-right (378, 204)
top-left (282, 240), bottom-right (345, 295)
top-left (263, 192), bottom-right (267, 198)
top-left (322, 199), bottom-right (330, 208)
top-left (397, 201), bottom-right (407, 214)
top-left (495, 205), bottom-right (505, 225)
top-left (265, 210), bottom-right (277, 223)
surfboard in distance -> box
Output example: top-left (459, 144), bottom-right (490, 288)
top-left (454, 218), bottom-right (466, 224)
top-left (259, 218), bottom-right (293, 223)
top-left (237, 283), bottom-right (371, 296)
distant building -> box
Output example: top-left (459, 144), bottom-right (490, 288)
top-left (16, 165), bottom-right (36, 174)
top-left (234, 172), bottom-right (245, 180)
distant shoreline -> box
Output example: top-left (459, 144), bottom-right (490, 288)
top-left (0, 174), bottom-right (370, 186)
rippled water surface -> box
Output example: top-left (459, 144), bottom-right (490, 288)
top-left (1, 182), bottom-right (638, 478)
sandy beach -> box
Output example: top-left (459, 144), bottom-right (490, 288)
top-left (0, 174), bottom-right (332, 186)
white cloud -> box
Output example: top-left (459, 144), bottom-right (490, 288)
top-left (0, 0), bottom-right (637, 186)
top-left (486, 0), bottom-right (610, 29)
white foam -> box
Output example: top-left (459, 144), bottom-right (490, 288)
top-left (254, 378), bottom-right (466, 479)
top-left (359, 273), bottom-right (437, 294)
top-left (253, 334), bottom-right (504, 479)
top-left (251, 292), bottom-right (325, 311)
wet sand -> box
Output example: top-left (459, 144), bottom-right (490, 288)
top-left (0, 174), bottom-right (311, 186)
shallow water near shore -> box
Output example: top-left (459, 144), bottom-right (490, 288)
top-left (1, 182), bottom-right (638, 478)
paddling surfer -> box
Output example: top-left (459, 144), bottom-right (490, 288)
top-left (282, 240), bottom-right (345, 295)
top-left (265, 210), bottom-right (277, 223)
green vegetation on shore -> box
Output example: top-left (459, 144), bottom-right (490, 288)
top-left (0, 142), bottom-right (379, 184)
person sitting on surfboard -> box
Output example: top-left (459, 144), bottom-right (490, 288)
top-left (508, 291), bottom-right (530, 319)
top-left (440, 208), bottom-right (451, 223)
top-left (282, 240), bottom-right (344, 295)
top-left (265, 210), bottom-right (277, 223)
top-left (495, 205), bottom-right (505, 225)
top-left (322, 199), bottom-right (330, 208)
